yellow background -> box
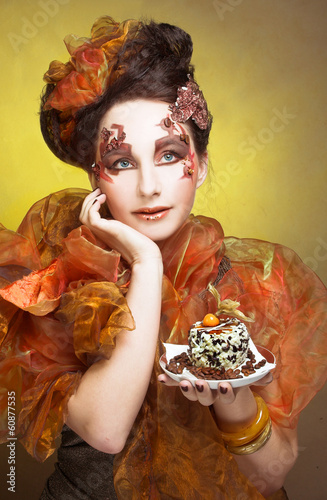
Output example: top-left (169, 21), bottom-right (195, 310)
top-left (0, 2), bottom-right (326, 498)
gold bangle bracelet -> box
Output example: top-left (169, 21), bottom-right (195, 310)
top-left (226, 417), bottom-right (272, 455)
top-left (219, 393), bottom-right (270, 447)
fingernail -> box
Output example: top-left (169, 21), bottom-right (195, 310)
top-left (159, 379), bottom-right (165, 384)
top-left (92, 199), bottom-right (97, 205)
top-left (181, 385), bottom-right (188, 392)
top-left (195, 384), bottom-right (204, 392)
top-left (220, 386), bottom-right (227, 394)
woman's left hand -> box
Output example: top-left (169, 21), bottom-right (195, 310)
top-left (157, 372), bottom-right (273, 406)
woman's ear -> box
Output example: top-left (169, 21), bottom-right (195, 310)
top-left (88, 171), bottom-right (98, 190)
top-left (196, 151), bottom-right (208, 189)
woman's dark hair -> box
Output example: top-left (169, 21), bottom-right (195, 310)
top-left (40, 20), bottom-right (212, 171)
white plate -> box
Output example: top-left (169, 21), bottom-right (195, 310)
top-left (160, 339), bottom-right (276, 388)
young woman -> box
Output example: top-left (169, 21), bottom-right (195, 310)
top-left (0, 16), bottom-right (326, 499)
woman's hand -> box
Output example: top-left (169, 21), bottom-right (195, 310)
top-left (157, 371), bottom-right (273, 407)
top-left (158, 371), bottom-right (296, 496)
top-left (80, 188), bottom-right (161, 266)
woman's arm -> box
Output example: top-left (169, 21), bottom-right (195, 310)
top-left (65, 190), bottom-right (163, 454)
top-left (158, 375), bottom-right (298, 497)
top-left (212, 383), bottom-right (298, 497)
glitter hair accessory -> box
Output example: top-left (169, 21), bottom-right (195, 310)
top-left (42, 16), bottom-right (141, 144)
top-left (169, 77), bottom-right (209, 130)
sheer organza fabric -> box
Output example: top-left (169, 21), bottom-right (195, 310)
top-left (0, 189), bottom-right (326, 498)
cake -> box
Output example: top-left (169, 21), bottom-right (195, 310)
top-left (164, 286), bottom-right (258, 379)
top-left (188, 317), bottom-right (250, 370)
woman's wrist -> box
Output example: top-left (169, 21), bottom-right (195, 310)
top-left (130, 255), bottom-right (163, 279)
top-left (219, 392), bottom-right (270, 444)
top-left (213, 386), bottom-right (257, 432)
top-left (213, 389), bottom-right (273, 456)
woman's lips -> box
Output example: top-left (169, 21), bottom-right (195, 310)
top-left (133, 207), bottom-right (170, 221)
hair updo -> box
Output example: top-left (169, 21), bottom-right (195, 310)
top-left (40, 19), bottom-right (212, 171)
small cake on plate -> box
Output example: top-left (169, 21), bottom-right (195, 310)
top-left (162, 285), bottom-right (267, 384)
top-left (188, 317), bottom-right (250, 370)
top-left (187, 284), bottom-right (254, 371)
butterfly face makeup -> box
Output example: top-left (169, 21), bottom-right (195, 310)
top-left (92, 125), bottom-right (129, 183)
top-left (92, 99), bottom-right (207, 242)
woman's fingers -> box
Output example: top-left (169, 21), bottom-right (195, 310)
top-left (158, 374), bottom-right (179, 386)
top-left (158, 375), bottom-right (219, 405)
top-left (180, 381), bottom-right (199, 402)
top-left (217, 382), bottom-right (236, 404)
top-left (192, 381), bottom-right (217, 405)
top-left (79, 188), bottom-right (99, 222)
top-left (158, 374), bottom-right (240, 406)
top-left (79, 188), bottom-right (163, 265)
top-left (79, 188), bottom-right (106, 224)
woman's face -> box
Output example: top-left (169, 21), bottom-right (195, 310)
top-left (92, 99), bottom-right (207, 242)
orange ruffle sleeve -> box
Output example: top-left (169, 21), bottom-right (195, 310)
top-left (0, 189), bottom-right (134, 461)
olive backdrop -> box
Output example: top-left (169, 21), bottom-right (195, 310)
top-left (0, 1), bottom-right (326, 499)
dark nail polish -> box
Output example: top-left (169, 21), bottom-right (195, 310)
top-left (159, 379), bottom-right (165, 384)
top-left (92, 199), bottom-right (97, 205)
top-left (195, 384), bottom-right (204, 392)
top-left (220, 386), bottom-right (227, 394)
top-left (181, 385), bottom-right (188, 392)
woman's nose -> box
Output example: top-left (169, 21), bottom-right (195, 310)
top-left (137, 165), bottom-right (161, 197)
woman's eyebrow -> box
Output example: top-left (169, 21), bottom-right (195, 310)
top-left (155, 136), bottom-right (189, 150)
top-left (102, 142), bottom-right (132, 159)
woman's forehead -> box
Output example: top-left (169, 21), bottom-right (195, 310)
top-left (101, 100), bottom-right (167, 128)
top-left (99, 99), bottom-right (193, 151)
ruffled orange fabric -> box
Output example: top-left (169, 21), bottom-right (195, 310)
top-left (0, 189), bottom-right (327, 498)
top-left (0, 189), bottom-right (134, 461)
top-left (43, 16), bottom-right (141, 143)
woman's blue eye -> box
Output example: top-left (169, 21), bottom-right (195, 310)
top-left (162, 153), bottom-right (175, 162)
top-left (118, 160), bottom-right (131, 169)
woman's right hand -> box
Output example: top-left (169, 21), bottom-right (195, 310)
top-left (79, 188), bottom-right (162, 267)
